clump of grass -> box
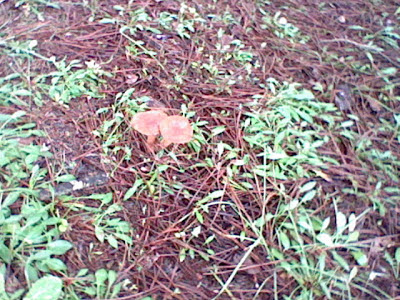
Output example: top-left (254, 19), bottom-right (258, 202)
top-left (0, 36), bottom-right (129, 299)
top-left (243, 80), bottom-right (338, 180)
top-left (0, 110), bottom-right (72, 299)
top-left (34, 59), bottom-right (111, 105)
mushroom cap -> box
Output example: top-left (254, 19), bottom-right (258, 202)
top-left (130, 110), bottom-right (168, 135)
top-left (160, 115), bottom-right (193, 144)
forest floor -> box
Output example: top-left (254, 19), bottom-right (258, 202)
top-left (1, 0), bottom-right (400, 299)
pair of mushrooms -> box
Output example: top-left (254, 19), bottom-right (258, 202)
top-left (130, 110), bottom-right (193, 148)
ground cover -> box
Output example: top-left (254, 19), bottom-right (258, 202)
top-left (0, 0), bottom-right (399, 299)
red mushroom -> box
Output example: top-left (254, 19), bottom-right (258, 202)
top-left (130, 110), bottom-right (168, 146)
top-left (159, 115), bottom-right (193, 148)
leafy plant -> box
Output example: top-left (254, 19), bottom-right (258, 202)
top-left (0, 111), bottom-right (72, 297)
top-left (34, 59), bottom-right (111, 105)
top-left (0, 39), bottom-right (47, 107)
top-left (158, 3), bottom-right (206, 39)
top-left (0, 73), bottom-right (36, 107)
top-left (243, 80), bottom-right (338, 180)
top-left (260, 10), bottom-right (310, 44)
top-left (71, 268), bottom-right (123, 299)
top-left (61, 193), bottom-right (133, 249)
top-left (63, 268), bottom-right (136, 299)
top-left (23, 275), bottom-right (63, 300)
top-left (93, 203), bottom-right (133, 249)
top-left (14, 0), bottom-right (60, 21)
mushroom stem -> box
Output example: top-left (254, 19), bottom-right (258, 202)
top-left (147, 135), bottom-right (157, 145)
top-left (160, 139), bottom-right (172, 148)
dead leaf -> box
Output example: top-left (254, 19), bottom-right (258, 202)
top-left (313, 170), bottom-right (332, 182)
top-left (367, 97), bottom-right (383, 112)
top-left (126, 74), bottom-right (139, 84)
top-left (335, 84), bottom-right (353, 112)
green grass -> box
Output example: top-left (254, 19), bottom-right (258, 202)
top-left (0, 110), bottom-right (72, 299)
top-left (0, 34), bottom-right (126, 299)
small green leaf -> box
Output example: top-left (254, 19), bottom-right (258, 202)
top-left (321, 217), bottom-right (330, 231)
top-left (270, 248), bottom-right (284, 260)
top-left (88, 193), bottom-right (113, 204)
top-left (204, 235), bottom-right (215, 245)
top-left (31, 250), bottom-right (52, 261)
top-left (336, 212), bottom-right (347, 233)
top-left (76, 269), bottom-right (89, 277)
top-left (23, 276), bottom-right (62, 300)
top-left (301, 190), bottom-right (316, 202)
top-left (107, 235), bottom-right (119, 249)
top-left (395, 248), bottom-right (400, 264)
top-left (348, 213), bottom-right (356, 232)
top-left (340, 120), bottom-right (354, 128)
top-left (195, 210), bottom-right (204, 224)
top-left (206, 249), bottom-right (215, 255)
top-left (348, 266), bottom-right (358, 282)
top-left (44, 258), bottom-right (67, 271)
top-left (83, 287), bottom-right (96, 296)
top-left (348, 25), bottom-right (366, 30)
top-left (47, 240), bottom-right (73, 255)
top-left (10, 110), bottom-right (27, 120)
top-left (95, 227), bottom-right (105, 243)
top-left (352, 250), bottom-right (368, 266)
top-left (347, 231), bottom-right (359, 243)
top-left (179, 248), bottom-right (186, 262)
top-left (332, 250), bottom-right (350, 271)
top-left (317, 233), bottom-right (334, 247)
top-left (265, 152), bottom-right (288, 160)
top-left (287, 199), bottom-right (299, 210)
top-left (95, 269), bottom-right (108, 286)
top-left (0, 242), bottom-right (11, 264)
top-left (198, 252), bottom-right (210, 261)
top-left (207, 190), bottom-right (225, 199)
top-left (299, 181), bottom-right (316, 193)
top-left (296, 109), bottom-right (313, 123)
top-left (279, 231), bottom-right (291, 250)
top-left (298, 219), bottom-right (312, 232)
top-left (12, 89), bottom-right (32, 96)
top-left (124, 179), bottom-right (143, 200)
top-left (108, 270), bottom-right (117, 286)
top-left (3, 192), bottom-right (20, 207)
top-left (253, 216), bottom-right (265, 228)
top-left (318, 254), bottom-right (326, 273)
top-left (380, 67), bottom-right (397, 76)
top-left (191, 226), bottom-right (201, 237)
top-left (113, 5), bottom-right (125, 11)
top-left (158, 165), bottom-right (169, 172)
top-left (211, 126), bottom-right (226, 137)
top-left (55, 174), bottom-right (75, 183)
top-left (25, 264), bottom-right (39, 282)
top-left (217, 142), bottom-right (224, 156)
top-left (319, 281), bottom-right (331, 299)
